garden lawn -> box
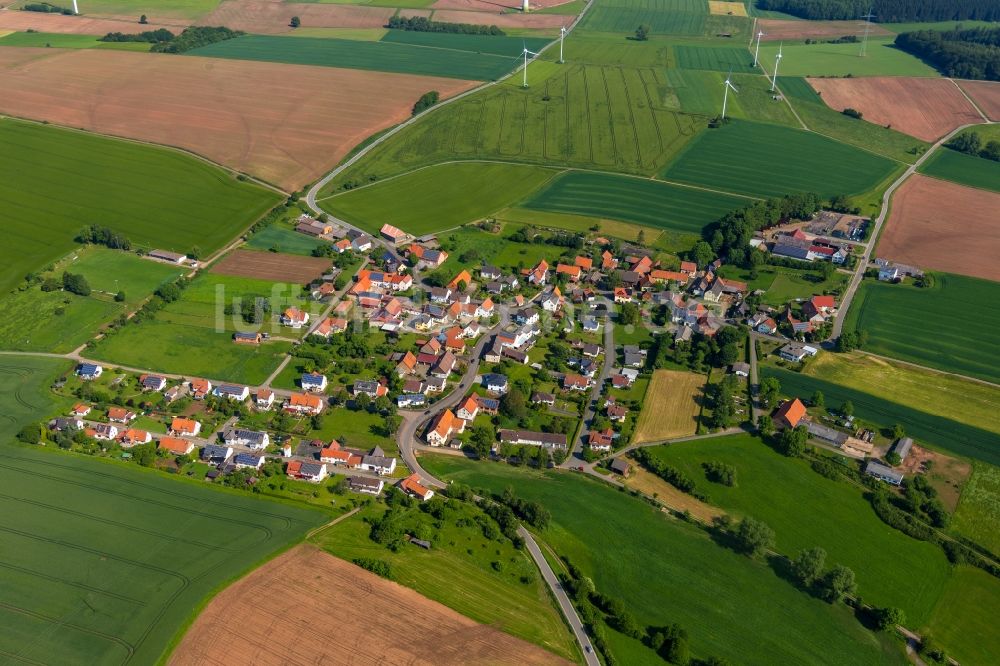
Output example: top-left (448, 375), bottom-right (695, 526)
top-left (757, 38), bottom-right (939, 77)
top-left (843, 274), bottom-right (1000, 385)
top-left (924, 566), bottom-right (1000, 666)
top-left (188, 34), bottom-right (528, 80)
top-left (717, 263), bottom-right (849, 306)
top-left (421, 454), bottom-right (908, 666)
top-left (521, 170), bottom-right (749, 233)
top-left (311, 502), bottom-right (577, 661)
top-left (779, 76), bottom-right (928, 163)
top-left (661, 119), bottom-right (897, 198)
top-left (952, 462), bottom-right (1000, 556)
top-left (646, 433), bottom-right (951, 625)
top-left (0, 443), bottom-right (324, 665)
top-left (0, 118), bottom-right (280, 294)
top-left (763, 366), bottom-right (1000, 467)
top-left (919, 148), bottom-right (1000, 194)
top-left (308, 406), bottom-right (398, 457)
top-left (320, 163), bottom-right (558, 235)
top-left (244, 225), bottom-right (326, 256)
top-left (0, 248), bottom-right (185, 353)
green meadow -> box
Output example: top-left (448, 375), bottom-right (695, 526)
top-left (925, 566), bottom-right (1000, 666)
top-left (757, 38), bottom-right (939, 77)
top-left (244, 225), bottom-right (327, 256)
top-left (379, 30), bottom-right (551, 57)
top-left (662, 119), bottom-right (898, 197)
top-left (421, 454), bottom-right (907, 666)
top-left (522, 170), bottom-right (749, 233)
top-left (188, 34), bottom-right (543, 80)
top-left (646, 434), bottom-right (951, 626)
top-left (321, 162), bottom-right (557, 235)
top-left (0, 249), bottom-right (184, 353)
top-left (919, 148), bottom-right (1000, 194)
top-left (953, 463), bottom-right (1000, 556)
top-left (312, 501), bottom-right (578, 661)
top-left (843, 274), bottom-right (1000, 385)
top-left (0, 118), bottom-right (280, 295)
top-left (717, 263), bottom-right (850, 305)
top-left (0, 444), bottom-right (324, 664)
top-left (35, 0), bottom-right (221, 17)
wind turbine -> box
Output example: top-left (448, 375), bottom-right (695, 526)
top-left (72, 0), bottom-right (79, 13)
top-left (520, 45), bottom-right (539, 88)
top-left (770, 42), bottom-right (783, 92)
top-left (559, 26), bottom-right (567, 64)
top-left (721, 70), bottom-right (739, 120)
top-left (860, 8), bottom-right (876, 57)
top-left (753, 29), bottom-right (764, 68)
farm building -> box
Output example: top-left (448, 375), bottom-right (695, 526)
top-left (350, 476), bottom-right (384, 495)
top-left (610, 458), bottom-right (631, 476)
top-left (774, 399), bottom-right (807, 429)
top-left (893, 437), bottom-right (914, 462)
top-left (865, 461), bottom-right (904, 486)
top-left (380, 223), bottom-right (407, 243)
top-left (148, 249), bottom-right (188, 264)
top-left (498, 429), bottom-right (568, 450)
top-left (233, 331), bottom-right (262, 345)
top-left (400, 474), bottom-right (435, 501)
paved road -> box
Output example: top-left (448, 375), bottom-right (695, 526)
top-left (832, 123), bottom-right (985, 340)
top-left (562, 300), bottom-right (614, 467)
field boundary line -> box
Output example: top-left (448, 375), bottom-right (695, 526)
top-left (949, 78), bottom-right (992, 123)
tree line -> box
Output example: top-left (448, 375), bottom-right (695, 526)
top-left (756, 0), bottom-right (1000, 22)
top-left (386, 15), bottom-right (506, 36)
top-left (896, 27), bottom-right (1000, 80)
top-left (98, 26), bottom-right (244, 53)
top-left (948, 130), bottom-right (1000, 160)
top-left (22, 3), bottom-right (73, 14)
top-left (99, 28), bottom-right (175, 43)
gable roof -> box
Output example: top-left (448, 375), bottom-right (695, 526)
top-left (775, 398), bottom-right (807, 428)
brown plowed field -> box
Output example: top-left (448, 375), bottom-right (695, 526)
top-left (0, 11), bottom-right (181, 34)
top-left (198, 0), bottom-right (394, 34)
top-left (0, 48), bottom-right (476, 190)
top-left (431, 0), bottom-right (576, 11)
top-left (957, 80), bottom-right (1000, 121)
top-left (757, 18), bottom-right (890, 41)
top-left (170, 545), bottom-right (571, 666)
top-left (878, 174), bottom-right (1000, 282)
top-left (211, 249), bottom-right (332, 283)
top-left (431, 8), bottom-right (571, 28)
top-left (808, 77), bottom-right (982, 141)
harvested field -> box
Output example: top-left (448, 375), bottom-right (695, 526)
top-left (210, 249), bottom-right (332, 283)
top-left (807, 77), bottom-right (982, 142)
top-left (624, 465), bottom-right (725, 522)
top-left (757, 18), bottom-right (890, 41)
top-left (708, 1), bottom-right (747, 16)
top-left (878, 174), bottom-right (1000, 282)
top-left (632, 369), bottom-right (704, 443)
top-left (198, 0), bottom-right (394, 34)
top-left (958, 79), bottom-right (1000, 121)
top-left (0, 48), bottom-right (476, 190)
top-left (170, 544), bottom-right (570, 666)
top-left (0, 11), bottom-right (183, 34)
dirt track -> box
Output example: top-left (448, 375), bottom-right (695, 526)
top-left (0, 48), bottom-right (476, 190)
top-left (170, 545), bottom-right (571, 666)
top-left (958, 80), bottom-right (1000, 121)
top-left (877, 174), bottom-right (1000, 282)
top-left (808, 77), bottom-right (982, 142)
top-left (757, 18), bottom-right (890, 41)
top-left (211, 249), bottom-right (332, 283)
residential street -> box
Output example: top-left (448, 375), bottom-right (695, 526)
top-left (562, 300), bottom-right (614, 467)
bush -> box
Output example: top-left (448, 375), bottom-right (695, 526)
top-left (842, 107), bottom-right (863, 119)
top-left (352, 557), bottom-right (393, 579)
top-left (703, 461), bottom-right (737, 486)
top-left (412, 90), bottom-right (440, 116)
top-left (17, 423), bottom-right (42, 444)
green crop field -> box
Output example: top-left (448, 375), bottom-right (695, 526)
top-left (674, 45), bottom-right (757, 73)
top-left (540, 34), bottom-right (676, 67)
top-left (953, 463), bottom-right (1000, 556)
top-left (0, 31), bottom-right (151, 50)
top-left (521, 170), bottom-right (749, 233)
top-left (646, 434), bottom-right (951, 625)
top-left (0, 356), bottom-right (74, 442)
top-left (0, 118), bottom-right (280, 295)
top-left (320, 162), bottom-right (558, 235)
top-left (90, 273), bottom-right (301, 384)
top-left (323, 62), bottom-right (707, 188)
top-left (187, 34), bottom-right (530, 80)
top-left (925, 566), bottom-right (1000, 666)
top-left (757, 38), bottom-right (939, 77)
top-left (0, 443), bottom-right (324, 664)
top-left (919, 149), bottom-right (1000, 194)
top-left (661, 119), bottom-right (897, 197)
top-left (421, 454), bottom-right (907, 666)
top-left (312, 501), bottom-right (578, 661)
top-left (379, 30), bottom-right (551, 57)
top-left (763, 366), bottom-right (1000, 466)
top-left (244, 225), bottom-right (326, 256)
top-left (10, 0), bottom-right (221, 17)
top-left (579, 0), bottom-right (708, 35)
top-left (843, 274), bottom-right (1000, 386)
top-left (0, 248), bottom-right (185, 353)
top-left (663, 69), bottom-right (800, 126)
top-left (779, 77), bottom-right (928, 162)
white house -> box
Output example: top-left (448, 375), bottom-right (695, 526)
top-left (301, 373), bottom-right (328, 392)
